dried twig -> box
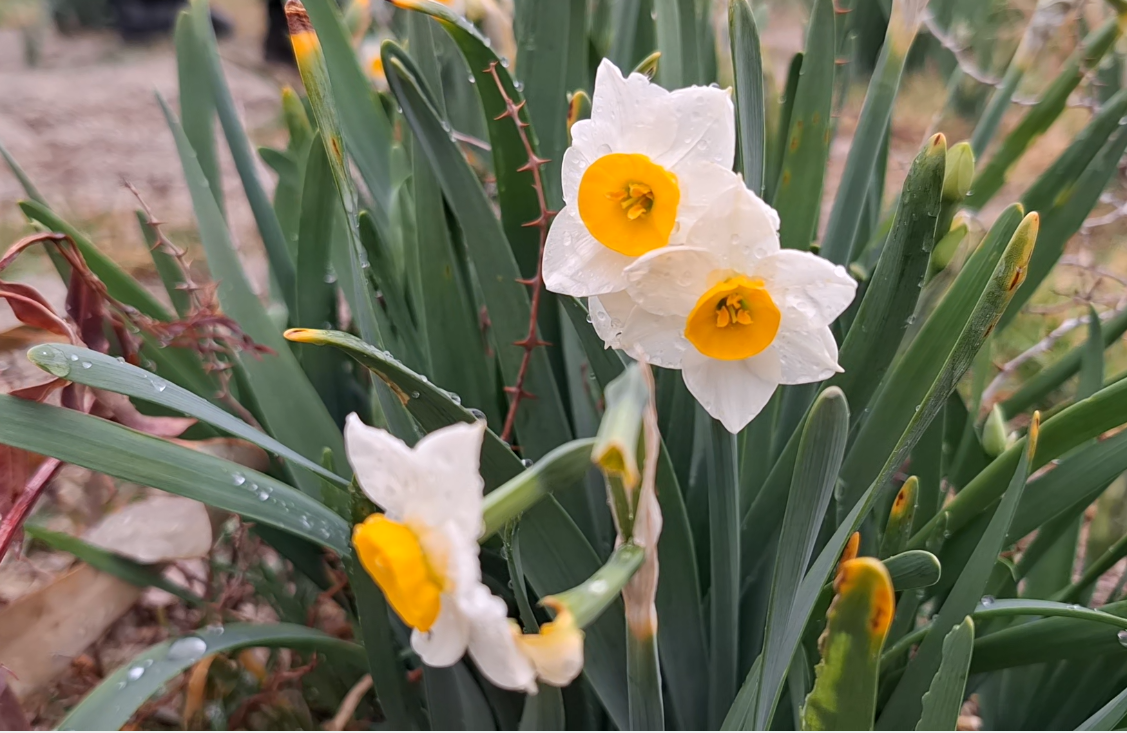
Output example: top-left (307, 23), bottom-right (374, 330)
top-left (982, 305), bottom-right (1125, 407)
top-left (325, 674), bottom-right (373, 731)
top-left (486, 62), bottom-right (555, 444)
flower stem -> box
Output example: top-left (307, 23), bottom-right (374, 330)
top-left (707, 413), bottom-right (740, 727)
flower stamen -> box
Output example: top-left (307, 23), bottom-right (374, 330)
top-left (686, 276), bottom-right (781, 361)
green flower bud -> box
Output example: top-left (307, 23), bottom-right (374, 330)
top-left (943, 142), bottom-right (975, 203)
top-left (982, 404), bottom-right (1009, 458)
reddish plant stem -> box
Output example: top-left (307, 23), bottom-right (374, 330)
top-left (487, 62), bottom-right (556, 445)
top-left (0, 457), bottom-right (63, 559)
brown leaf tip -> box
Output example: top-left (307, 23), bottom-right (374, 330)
top-left (284, 0), bottom-right (313, 34)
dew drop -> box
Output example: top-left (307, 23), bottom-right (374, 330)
top-left (469, 408), bottom-right (486, 420)
top-left (126, 666), bottom-right (145, 681)
top-left (257, 490), bottom-right (270, 501)
top-left (467, 74), bottom-right (476, 84)
top-left (596, 144), bottom-right (613, 156)
top-left (521, 458), bottom-right (533, 468)
top-left (1117, 630), bottom-right (1127, 647)
top-left (69, 354), bottom-right (79, 362)
top-left (80, 360), bottom-right (92, 369)
top-left (980, 595), bottom-right (995, 607)
top-left (233, 473), bottom-right (246, 486)
top-left (167, 636), bottom-right (207, 662)
top-left (514, 80), bottom-right (524, 92)
top-left (500, 57), bottom-right (510, 68)
top-left (588, 579), bottom-right (608, 594)
top-left (450, 393), bottom-right (462, 405)
top-left (411, 391), bottom-right (421, 399)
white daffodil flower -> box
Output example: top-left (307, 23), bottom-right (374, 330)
top-left (590, 184), bottom-right (857, 433)
top-left (543, 58), bottom-right (739, 298)
top-left (346, 416), bottom-right (583, 692)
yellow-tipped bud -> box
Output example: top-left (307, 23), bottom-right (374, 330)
top-left (982, 404), bottom-right (1009, 458)
top-left (944, 142), bottom-right (975, 202)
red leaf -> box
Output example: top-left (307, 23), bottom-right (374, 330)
top-left (93, 390), bottom-right (196, 437)
top-left (0, 282), bottom-right (70, 336)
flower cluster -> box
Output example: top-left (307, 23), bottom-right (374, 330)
top-left (346, 416), bottom-right (583, 693)
top-left (544, 60), bottom-right (858, 432)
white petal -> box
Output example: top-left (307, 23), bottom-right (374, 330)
top-left (344, 413), bottom-right (419, 519)
top-left (682, 181), bottom-right (780, 271)
top-left (620, 308), bottom-right (689, 369)
top-left (411, 595), bottom-right (471, 668)
top-left (625, 246), bottom-right (721, 317)
top-left (754, 250), bottom-right (857, 330)
top-left (561, 142), bottom-right (592, 206)
top-left (543, 206), bottom-right (634, 297)
top-left (771, 326), bottom-right (842, 385)
top-left (681, 350), bottom-right (780, 433)
top-left (463, 585), bottom-right (537, 692)
top-left (670, 163), bottom-right (748, 245)
top-left (652, 84), bottom-right (736, 170)
top-left (589, 58), bottom-right (675, 157)
top-left (411, 421), bottom-right (487, 539)
top-left (588, 291), bottom-right (634, 349)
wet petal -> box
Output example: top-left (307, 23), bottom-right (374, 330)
top-left (771, 326), bottom-right (842, 385)
top-left (652, 84), bottom-right (736, 170)
top-left (682, 181), bottom-right (780, 271)
top-left (625, 246), bottom-right (721, 318)
top-left (681, 350), bottom-right (780, 432)
top-left (411, 595), bottom-right (471, 667)
top-left (463, 586), bottom-right (537, 692)
top-left (344, 413), bottom-right (419, 519)
top-left (754, 250), bottom-right (857, 330)
top-left (543, 206), bottom-right (635, 297)
top-left (411, 421), bottom-right (487, 539)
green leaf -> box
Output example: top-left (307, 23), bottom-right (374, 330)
top-left (840, 206), bottom-right (1026, 518)
top-left (1002, 305), bottom-right (1127, 417)
top-left (186, 0), bottom-right (294, 310)
top-left (772, 0), bottom-right (834, 251)
top-left (158, 95), bottom-right (345, 497)
top-left (25, 525), bottom-right (205, 606)
top-left (917, 376), bottom-right (1127, 546)
top-left (0, 136), bottom-right (47, 204)
top-left (801, 558), bottom-right (894, 731)
top-left (756, 200), bottom-right (1038, 728)
top-left (654, 0), bottom-right (700, 88)
top-left (514, 0), bottom-right (574, 205)
top-left (393, 0), bottom-right (543, 275)
top-left (26, 343), bottom-right (348, 487)
top-left (299, 0), bottom-right (396, 227)
top-left (819, 0), bottom-right (921, 265)
top-left (880, 477), bottom-right (918, 559)
top-left (294, 133), bottom-right (349, 419)
top-left (722, 655), bottom-right (763, 730)
top-left (18, 200), bottom-right (171, 321)
top-left (966, 18), bottom-right (1121, 210)
top-left (609, 0), bottom-right (646, 71)
top-left (384, 47), bottom-right (569, 449)
top-left (833, 134), bottom-right (946, 431)
top-left (425, 664), bottom-right (498, 730)
top-left (628, 628), bottom-right (665, 731)
top-left (1001, 124), bottom-right (1127, 330)
top-left (174, 10), bottom-right (222, 216)
top-left (878, 414), bottom-right (1039, 729)
top-left (1078, 685), bottom-right (1127, 731)
top-left (729, 0), bottom-right (766, 195)
top-left (755, 387), bottom-right (850, 729)
top-left (916, 617), bottom-right (975, 732)
top-left (1021, 88), bottom-right (1127, 217)
top-left (0, 394), bottom-right (351, 553)
top-left (766, 53), bottom-right (802, 203)
top-left (519, 687), bottom-right (565, 730)
top-left (58, 624), bottom-right (365, 731)
top-left (884, 549), bottom-right (941, 591)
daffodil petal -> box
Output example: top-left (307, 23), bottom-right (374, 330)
top-left (655, 84), bottom-right (737, 170)
top-left (682, 181), bottom-right (781, 269)
top-left (620, 307), bottom-right (689, 369)
top-left (543, 206), bottom-right (635, 296)
top-left (463, 587), bottom-right (537, 693)
top-left (588, 291), bottom-right (633, 350)
top-left (625, 246), bottom-right (720, 318)
top-left (755, 250), bottom-right (857, 330)
top-left (344, 413), bottom-right (420, 517)
top-left (682, 349), bottom-right (780, 432)
top-left (772, 326), bottom-right (842, 384)
top-left (412, 421), bottom-right (486, 539)
top-left (411, 594), bottom-right (471, 667)
top-left (589, 58), bottom-right (676, 156)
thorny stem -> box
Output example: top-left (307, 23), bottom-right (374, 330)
top-left (487, 62), bottom-right (556, 445)
top-left (125, 182), bottom-right (265, 429)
